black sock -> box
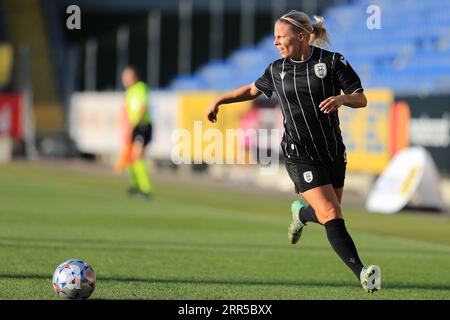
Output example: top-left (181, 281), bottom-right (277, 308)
top-left (324, 219), bottom-right (364, 280)
top-left (299, 205), bottom-right (322, 225)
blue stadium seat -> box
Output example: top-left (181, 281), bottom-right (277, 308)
top-left (168, 0), bottom-right (450, 95)
top-left (196, 61), bottom-right (238, 91)
top-left (170, 75), bottom-right (207, 91)
top-left (229, 46), bottom-right (271, 74)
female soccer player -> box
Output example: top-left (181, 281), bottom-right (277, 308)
top-left (205, 10), bottom-right (380, 292)
top-left (115, 66), bottom-right (154, 199)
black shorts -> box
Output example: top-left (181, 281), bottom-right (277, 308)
top-left (285, 159), bottom-right (346, 193)
top-left (132, 123), bottom-right (152, 146)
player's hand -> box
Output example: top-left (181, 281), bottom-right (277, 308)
top-left (206, 102), bottom-right (219, 123)
top-left (319, 95), bottom-right (345, 114)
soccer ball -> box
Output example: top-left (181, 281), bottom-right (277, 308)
top-left (52, 259), bottom-right (96, 299)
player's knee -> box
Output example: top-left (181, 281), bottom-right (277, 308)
top-left (318, 206), bottom-right (342, 224)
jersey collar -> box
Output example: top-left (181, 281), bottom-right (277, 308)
top-left (289, 46), bottom-right (315, 64)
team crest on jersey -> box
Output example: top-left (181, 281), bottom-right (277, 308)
top-left (303, 171), bottom-right (313, 183)
top-left (314, 63), bottom-right (327, 79)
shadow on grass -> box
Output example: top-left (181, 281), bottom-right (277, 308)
top-left (1, 273), bottom-right (450, 292)
top-left (0, 236), bottom-right (330, 254)
top-left (0, 236), bottom-right (448, 256)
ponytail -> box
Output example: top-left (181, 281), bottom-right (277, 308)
top-left (279, 11), bottom-right (331, 48)
top-left (310, 15), bottom-right (331, 48)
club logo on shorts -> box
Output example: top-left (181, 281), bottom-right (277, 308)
top-left (314, 63), bottom-right (327, 79)
top-left (303, 171), bottom-right (313, 183)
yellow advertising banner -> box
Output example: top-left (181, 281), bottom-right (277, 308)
top-left (175, 89), bottom-right (393, 173)
top-left (339, 89), bottom-right (394, 174)
top-left (176, 92), bottom-right (252, 164)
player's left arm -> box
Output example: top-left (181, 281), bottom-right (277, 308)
top-left (319, 90), bottom-right (367, 114)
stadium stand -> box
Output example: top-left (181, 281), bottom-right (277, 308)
top-left (3, 0), bottom-right (63, 132)
top-left (169, 0), bottom-right (450, 95)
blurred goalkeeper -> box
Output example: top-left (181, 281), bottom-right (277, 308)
top-left (115, 66), bottom-right (154, 199)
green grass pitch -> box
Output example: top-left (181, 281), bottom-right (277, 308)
top-left (0, 162), bottom-right (449, 300)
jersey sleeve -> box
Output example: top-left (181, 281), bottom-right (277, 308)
top-left (333, 53), bottom-right (364, 94)
top-left (254, 64), bottom-right (273, 99)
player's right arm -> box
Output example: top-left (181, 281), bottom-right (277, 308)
top-left (205, 83), bottom-right (261, 123)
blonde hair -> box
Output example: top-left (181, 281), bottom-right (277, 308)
top-left (278, 10), bottom-right (331, 48)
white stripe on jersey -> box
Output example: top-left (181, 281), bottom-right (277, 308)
top-left (319, 48), bottom-right (338, 158)
top-left (280, 59), bottom-right (301, 157)
top-left (270, 63), bottom-right (287, 127)
top-left (306, 63), bottom-right (334, 162)
top-left (253, 84), bottom-right (271, 99)
top-left (331, 52), bottom-right (339, 156)
top-left (345, 81), bottom-right (363, 93)
top-left (293, 64), bottom-right (322, 161)
top-left (331, 52), bottom-right (336, 95)
top-left (319, 49), bottom-right (326, 99)
top-left (270, 61), bottom-right (301, 158)
top-left (304, 145), bottom-right (313, 161)
top-left (269, 63), bottom-right (287, 122)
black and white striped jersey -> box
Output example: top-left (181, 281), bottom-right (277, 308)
top-left (254, 46), bottom-right (363, 165)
